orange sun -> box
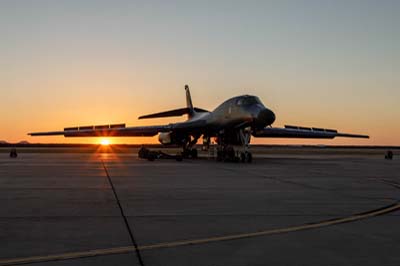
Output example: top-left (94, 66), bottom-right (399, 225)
top-left (100, 139), bottom-right (111, 146)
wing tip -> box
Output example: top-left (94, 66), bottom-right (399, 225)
top-left (336, 133), bottom-right (370, 139)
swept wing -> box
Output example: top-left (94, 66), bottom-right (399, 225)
top-left (29, 124), bottom-right (169, 137)
top-left (253, 125), bottom-right (369, 139)
top-left (28, 119), bottom-right (208, 137)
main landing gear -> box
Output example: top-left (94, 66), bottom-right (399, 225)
top-left (216, 147), bottom-right (252, 163)
top-left (138, 131), bottom-right (254, 163)
top-left (216, 128), bottom-right (253, 163)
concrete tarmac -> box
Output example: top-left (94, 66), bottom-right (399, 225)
top-left (0, 149), bottom-right (399, 266)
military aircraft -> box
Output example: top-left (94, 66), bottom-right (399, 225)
top-left (29, 85), bottom-right (368, 162)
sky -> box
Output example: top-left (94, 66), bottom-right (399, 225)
top-left (0, 0), bottom-right (399, 145)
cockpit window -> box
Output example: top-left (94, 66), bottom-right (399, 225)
top-left (236, 97), bottom-right (260, 106)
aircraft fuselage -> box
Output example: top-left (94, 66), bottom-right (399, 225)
top-left (183, 95), bottom-right (276, 135)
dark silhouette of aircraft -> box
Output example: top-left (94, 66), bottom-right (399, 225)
top-left (29, 85), bottom-right (368, 162)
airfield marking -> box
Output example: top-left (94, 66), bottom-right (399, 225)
top-left (0, 202), bottom-right (399, 266)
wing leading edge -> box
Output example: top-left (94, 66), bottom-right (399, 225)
top-left (28, 119), bottom-right (208, 137)
top-left (28, 123), bottom-right (171, 137)
top-left (253, 125), bottom-right (369, 139)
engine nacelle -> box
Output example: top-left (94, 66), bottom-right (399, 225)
top-left (158, 132), bottom-right (194, 146)
top-left (158, 132), bottom-right (176, 145)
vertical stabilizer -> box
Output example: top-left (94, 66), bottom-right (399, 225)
top-left (185, 84), bottom-right (195, 118)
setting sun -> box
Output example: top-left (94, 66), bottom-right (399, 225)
top-left (100, 139), bottom-right (110, 146)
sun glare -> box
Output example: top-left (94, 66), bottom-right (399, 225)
top-left (100, 139), bottom-right (110, 146)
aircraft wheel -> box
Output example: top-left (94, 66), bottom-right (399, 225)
top-left (147, 153), bottom-right (156, 161)
top-left (176, 153), bottom-right (183, 162)
top-left (245, 152), bottom-right (252, 163)
top-left (240, 152), bottom-right (246, 163)
top-left (138, 146), bottom-right (148, 159)
top-left (225, 146), bottom-right (235, 162)
top-left (182, 149), bottom-right (191, 159)
top-left (191, 148), bottom-right (198, 159)
top-left (216, 150), bottom-right (223, 162)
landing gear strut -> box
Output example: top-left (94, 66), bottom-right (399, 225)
top-left (181, 135), bottom-right (199, 159)
top-left (239, 128), bottom-right (252, 163)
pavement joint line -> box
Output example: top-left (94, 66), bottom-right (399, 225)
top-left (368, 177), bottom-right (400, 192)
top-left (379, 179), bottom-right (400, 190)
top-left (100, 160), bottom-right (145, 266)
top-left (0, 201), bottom-right (399, 266)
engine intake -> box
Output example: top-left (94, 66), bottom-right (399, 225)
top-left (158, 132), bottom-right (174, 145)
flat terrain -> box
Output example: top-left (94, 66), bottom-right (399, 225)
top-left (0, 147), bottom-right (399, 266)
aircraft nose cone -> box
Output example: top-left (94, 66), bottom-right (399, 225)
top-left (256, 108), bottom-right (275, 127)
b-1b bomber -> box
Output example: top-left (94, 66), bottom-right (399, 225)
top-left (29, 85), bottom-right (368, 162)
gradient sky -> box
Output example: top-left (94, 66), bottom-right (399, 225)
top-left (1, 0), bottom-right (399, 145)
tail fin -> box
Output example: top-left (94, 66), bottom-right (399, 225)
top-left (138, 85), bottom-right (209, 120)
top-left (185, 84), bottom-right (195, 118)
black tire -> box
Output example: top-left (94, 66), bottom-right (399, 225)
top-left (138, 147), bottom-right (149, 159)
top-left (182, 150), bottom-right (190, 159)
top-left (245, 152), bottom-right (253, 163)
top-left (226, 147), bottom-right (235, 162)
top-left (176, 153), bottom-right (183, 161)
top-left (216, 150), bottom-right (223, 162)
top-left (240, 152), bottom-right (246, 163)
top-left (147, 154), bottom-right (156, 161)
top-left (191, 149), bottom-right (198, 159)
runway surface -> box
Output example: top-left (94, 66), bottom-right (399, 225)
top-left (0, 150), bottom-right (399, 266)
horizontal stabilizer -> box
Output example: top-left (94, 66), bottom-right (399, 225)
top-left (139, 107), bottom-right (209, 120)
